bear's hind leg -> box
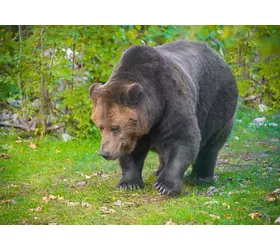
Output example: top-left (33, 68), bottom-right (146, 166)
top-left (187, 120), bottom-right (234, 185)
top-left (187, 147), bottom-right (218, 185)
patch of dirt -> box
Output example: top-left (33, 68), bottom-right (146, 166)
top-left (218, 146), bottom-right (279, 170)
top-left (141, 194), bottom-right (168, 204)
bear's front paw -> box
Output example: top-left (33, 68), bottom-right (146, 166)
top-left (153, 176), bottom-right (182, 196)
top-left (117, 179), bottom-right (144, 190)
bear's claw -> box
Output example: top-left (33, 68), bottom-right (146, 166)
top-left (117, 182), bottom-right (144, 190)
top-left (153, 178), bottom-right (182, 196)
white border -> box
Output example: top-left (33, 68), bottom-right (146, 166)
top-left (1, 0), bottom-right (279, 24)
top-left (0, 225), bottom-right (279, 250)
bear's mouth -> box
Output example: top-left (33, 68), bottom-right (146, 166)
top-left (109, 152), bottom-right (122, 161)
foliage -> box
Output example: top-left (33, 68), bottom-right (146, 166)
top-left (0, 25), bottom-right (279, 137)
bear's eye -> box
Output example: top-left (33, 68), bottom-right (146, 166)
top-left (110, 126), bottom-right (120, 134)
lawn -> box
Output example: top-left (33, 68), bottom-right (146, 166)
top-left (0, 104), bottom-right (279, 225)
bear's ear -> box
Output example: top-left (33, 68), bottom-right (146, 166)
top-left (89, 83), bottom-right (103, 101)
top-left (121, 83), bottom-right (143, 107)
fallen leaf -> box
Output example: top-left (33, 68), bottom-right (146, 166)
top-left (113, 200), bottom-right (123, 206)
top-left (101, 206), bottom-right (116, 214)
top-left (199, 211), bottom-right (209, 215)
top-left (225, 214), bottom-right (232, 220)
top-left (272, 188), bottom-right (280, 196)
top-left (91, 172), bottom-right (110, 178)
top-left (199, 211), bottom-right (220, 219)
top-left (92, 172), bottom-right (103, 177)
top-left (266, 195), bottom-right (276, 202)
top-left (57, 196), bottom-right (65, 201)
top-left (29, 143), bottom-right (37, 149)
top-left (223, 202), bottom-right (230, 209)
top-left (209, 214), bottom-right (220, 219)
top-left (29, 206), bottom-right (42, 212)
top-left (166, 219), bottom-right (177, 225)
top-left (274, 216), bottom-right (280, 224)
top-left (42, 194), bottom-right (57, 202)
top-left (81, 202), bottom-right (92, 208)
top-left (0, 167), bottom-right (5, 172)
top-left (76, 180), bottom-right (87, 187)
top-left (15, 137), bottom-right (23, 143)
top-left (49, 195), bottom-right (56, 200)
top-left (266, 188), bottom-right (280, 202)
top-left (249, 211), bottom-right (262, 220)
top-left (67, 201), bottom-right (80, 207)
top-left (42, 196), bottom-right (49, 203)
top-left (0, 153), bottom-right (11, 159)
top-left (55, 149), bottom-right (61, 153)
top-left (1, 199), bottom-right (17, 204)
top-left (113, 200), bottom-right (135, 207)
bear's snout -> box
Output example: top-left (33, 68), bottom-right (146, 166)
top-left (98, 149), bottom-right (109, 160)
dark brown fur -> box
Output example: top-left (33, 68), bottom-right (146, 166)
top-left (90, 40), bottom-right (238, 196)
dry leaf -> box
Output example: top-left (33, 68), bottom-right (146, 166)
top-left (67, 201), bottom-right (80, 207)
top-left (113, 200), bottom-right (123, 206)
top-left (29, 143), bottom-right (37, 149)
top-left (57, 196), bottom-right (65, 201)
top-left (266, 195), bottom-right (276, 202)
top-left (166, 219), bottom-right (177, 225)
top-left (0, 167), bottom-right (5, 172)
top-left (266, 188), bottom-right (280, 202)
top-left (249, 211), bottom-right (262, 220)
top-left (1, 199), bottom-right (17, 204)
top-left (272, 188), bottom-right (280, 196)
top-left (209, 214), bottom-right (220, 219)
top-left (91, 172), bottom-right (110, 178)
top-left (199, 211), bottom-right (220, 219)
top-left (15, 137), bottom-right (23, 143)
top-left (223, 202), bottom-right (230, 209)
top-left (274, 216), bottom-right (280, 224)
top-left (49, 195), bottom-right (56, 200)
top-left (101, 206), bottom-right (116, 214)
top-left (0, 153), bottom-right (11, 159)
top-left (81, 202), bottom-right (92, 208)
top-left (55, 149), bottom-right (61, 153)
top-left (42, 194), bottom-right (57, 202)
top-left (199, 211), bottom-right (209, 215)
top-left (113, 200), bottom-right (135, 207)
top-left (225, 214), bottom-right (232, 220)
top-left (29, 206), bottom-right (42, 212)
top-left (76, 180), bottom-right (87, 187)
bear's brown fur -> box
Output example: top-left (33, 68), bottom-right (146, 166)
top-left (90, 40), bottom-right (238, 196)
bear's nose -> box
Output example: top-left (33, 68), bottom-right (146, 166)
top-left (99, 149), bottom-right (109, 160)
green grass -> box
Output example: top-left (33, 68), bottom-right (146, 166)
top-left (0, 105), bottom-right (279, 225)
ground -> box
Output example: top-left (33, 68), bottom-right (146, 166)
top-left (0, 104), bottom-right (279, 225)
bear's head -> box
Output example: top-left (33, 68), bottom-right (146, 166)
top-left (89, 82), bottom-right (148, 160)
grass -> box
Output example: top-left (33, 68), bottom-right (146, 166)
top-left (0, 104), bottom-right (279, 225)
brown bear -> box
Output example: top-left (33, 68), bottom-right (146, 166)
top-left (89, 40), bottom-right (238, 196)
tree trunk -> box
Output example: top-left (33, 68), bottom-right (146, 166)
top-left (40, 26), bottom-right (47, 136)
top-left (17, 25), bottom-right (23, 94)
